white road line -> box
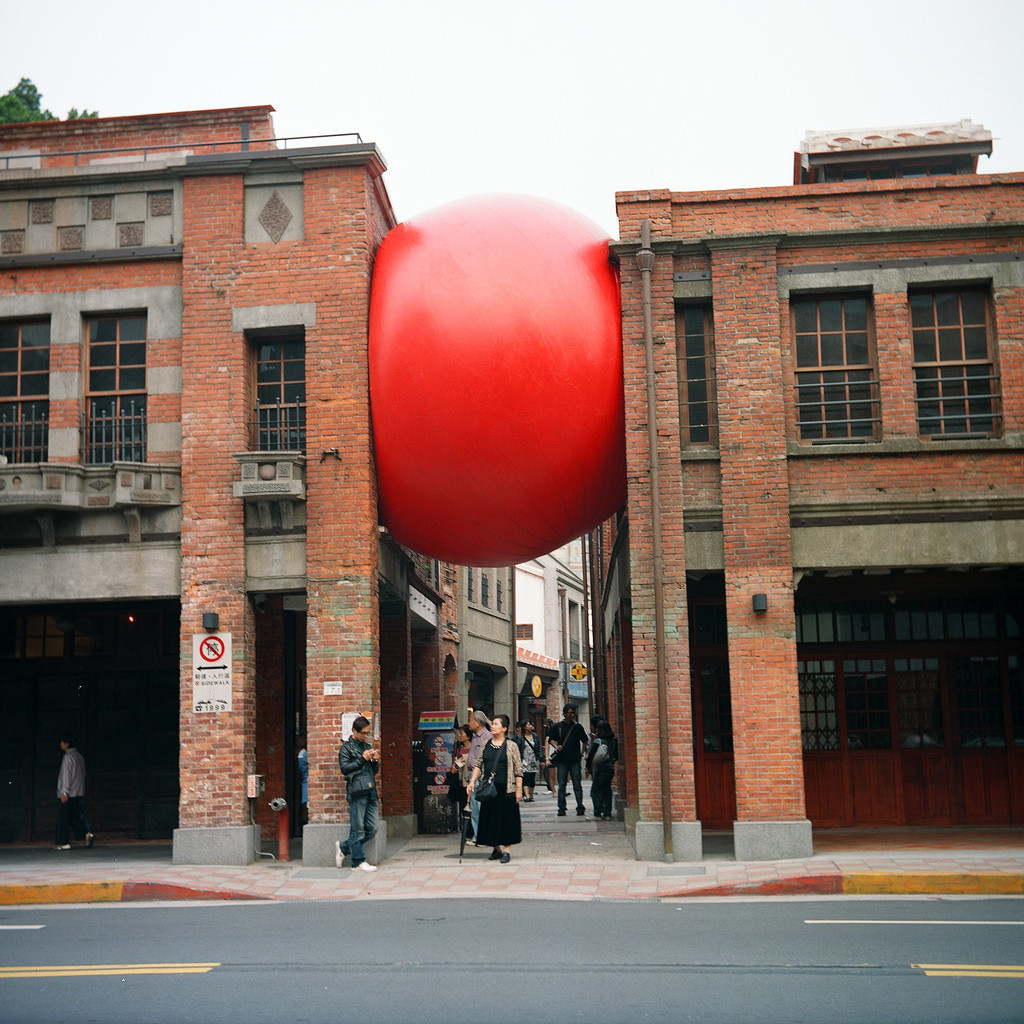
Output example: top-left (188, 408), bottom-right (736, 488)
top-left (806, 919), bottom-right (1024, 926)
top-left (0, 925), bottom-right (45, 930)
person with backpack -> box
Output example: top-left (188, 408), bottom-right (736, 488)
top-left (585, 719), bottom-right (618, 820)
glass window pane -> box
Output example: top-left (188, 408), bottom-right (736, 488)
top-left (793, 302), bottom-right (817, 335)
top-left (960, 291), bottom-right (987, 325)
top-left (120, 343), bottom-right (146, 366)
top-left (963, 326), bottom-right (989, 361)
top-left (90, 370), bottom-right (117, 392)
top-left (912, 329), bottom-right (936, 363)
top-left (910, 294), bottom-right (934, 328)
top-left (820, 333), bottom-right (843, 365)
top-left (796, 336), bottom-right (818, 367)
top-left (119, 368), bottom-right (145, 391)
top-left (119, 317), bottom-right (146, 341)
top-left (935, 292), bottom-right (960, 326)
top-left (21, 373), bottom-right (48, 396)
top-left (938, 328), bottom-right (963, 362)
top-left (819, 300), bottom-right (842, 333)
top-left (844, 298), bottom-right (867, 331)
top-left (21, 346), bottom-right (48, 373)
top-left (90, 319), bottom-right (118, 343)
top-left (22, 322), bottom-right (50, 347)
top-left (91, 344), bottom-right (117, 367)
top-left (846, 332), bottom-right (869, 364)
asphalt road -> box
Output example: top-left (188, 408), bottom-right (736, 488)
top-left (1, 896), bottom-right (1022, 1023)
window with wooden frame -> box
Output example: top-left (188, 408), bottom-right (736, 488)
top-left (84, 314), bottom-right (146, 464)
top-left (0, 318), bottom-right (49, 463)
top-left (675, 305), bottom-right (717, 446)
top-left (516, 624), bottom-right (533, 641)
top-left (910, 287), bottom-right (1000, 439)
top-left (254, 331), bottom-right (306, 452)
top-left (792, 294), bottom-right (879, 442)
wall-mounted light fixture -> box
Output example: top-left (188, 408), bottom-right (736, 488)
top-left (752, 593), bottom-right (768, 614)
top-left (202, 612), bottom-right (220, 632)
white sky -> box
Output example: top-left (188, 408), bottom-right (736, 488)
top-left (4, 0), bottom-right (1021, 236)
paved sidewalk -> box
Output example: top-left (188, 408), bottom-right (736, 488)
top-left (2, 789), bottom-right (1023, 906)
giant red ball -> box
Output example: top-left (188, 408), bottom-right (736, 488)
top-left (369, 194), bottom-right (626, 566)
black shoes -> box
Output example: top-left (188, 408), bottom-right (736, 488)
top-left (557, 810), bottom-right (566, 816)
top-left (488, 848), bottom-right (502, 860)
top-left (576, 809), bottom-right (586, 816)
top-left (500, 852), bottom-right (511, 864)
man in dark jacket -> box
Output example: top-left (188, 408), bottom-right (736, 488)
top-left (335, 716), bottom-right (380, 872)
top-left (548, 704), bottom-right (587, 817)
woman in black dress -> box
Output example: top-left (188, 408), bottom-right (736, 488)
top-left (468, 713), bottom-right (523, 863)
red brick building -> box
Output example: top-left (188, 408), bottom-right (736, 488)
top-left (0, 108), bottom-right (458, 864)
top-left (598, 122), bottom-right (1024, 860)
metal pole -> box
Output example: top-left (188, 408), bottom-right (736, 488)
top-left (638, 220), bottom-right (674, 861)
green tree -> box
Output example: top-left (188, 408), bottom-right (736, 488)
top-left (0, 78), bottom-right (97, 124)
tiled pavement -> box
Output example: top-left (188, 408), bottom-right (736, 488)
top-left (2, 788), bottom-right (1023, 906)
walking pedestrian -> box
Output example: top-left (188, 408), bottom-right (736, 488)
top-left (468, 713), bottom-right (522, 863)
top-left (516, 721), bottom-right (542, 801)
top-left (585, 719), bottom-right (618, 819)
top-left (335, 716), bottom-right (380, 872)
top-left (55, 733), bottom-right (93, 850)
top-left (465, 710), bottom-right (492, 844)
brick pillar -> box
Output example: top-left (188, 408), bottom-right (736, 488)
top-left (301, 165), bottom-right (383, 866)
top-left (174, 174), bottom-right (258, 865)
top-left (621, 221), bottom-right (700, 860)
top-left (380, 609), bottom-right (415, 835)
top-left (710, 238), bottom-right (811, 861)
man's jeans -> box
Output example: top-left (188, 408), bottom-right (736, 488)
top-left (341, 789), bottom-right (378, 866)
top-left (556, 759), bottom-right (584, 814)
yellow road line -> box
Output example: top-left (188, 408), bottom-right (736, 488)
top-left (913, 963), bottom-right (1024, 978)
top-left (0, 962), bottom-right (220, 979)
top-left (845, 873), bottom-right (1024, 895)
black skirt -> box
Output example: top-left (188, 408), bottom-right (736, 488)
top-left (476, 791), bottom-right (522, 848)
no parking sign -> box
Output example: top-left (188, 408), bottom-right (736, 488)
top-left (193, 632), bottom-right (233, 713)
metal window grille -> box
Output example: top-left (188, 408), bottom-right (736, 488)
top-left (911, 289), bottom-right (1001, 439)
top-left (799, 661), bottom-right (840, 750)
top-left (793, 295), bottom-right (880, 442)
top-left (251, 399), bottom-right (306, 452)
top-left (82, 399), bottom-right (147, 465)
top-left (0, 401), bottom-right (49, 463)
top-left (676, 305), bottom-right (718, 446)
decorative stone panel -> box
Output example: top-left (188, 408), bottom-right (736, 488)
top-left (90, 196), bottom-right (113, 220)
top-left (30, 199), bottom-right (54, 224)
top-left (118, 222), bottom-right (144, 247)
top-left (58, 226), bottom-right (84, 251)
top-left (149, 191), bottom-right (173, 217)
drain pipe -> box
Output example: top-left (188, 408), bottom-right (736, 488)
top-left (637, 220), bottom-right (674, 862)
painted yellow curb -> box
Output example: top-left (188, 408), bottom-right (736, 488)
top-left (844, 873), bottom-right (1024, 895)
top-left (0, 882), bottom-right (124, 905)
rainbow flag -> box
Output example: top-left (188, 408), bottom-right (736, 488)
top-left (418, 711), bottom-right (456, 730)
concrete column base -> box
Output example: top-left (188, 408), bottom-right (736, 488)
top-left (303, 820), bottom-right (388, 868)
top-left (634, 820), bottom-right (703, 862)
top-left (733, 819), bottom-right (813, 861)
top-left (172, 825), bottom-right (259, 865)
top-left (385, 814), bottom-right (418, 840)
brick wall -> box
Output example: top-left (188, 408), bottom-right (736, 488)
top-left (614, 168), bottom-right (1024, 832)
